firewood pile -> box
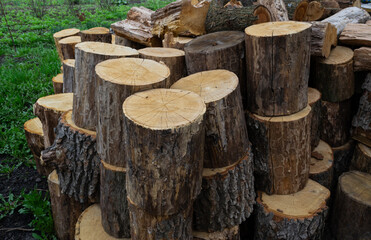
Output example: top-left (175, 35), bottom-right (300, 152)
top-left (22, 0), bottom-right (371, 239)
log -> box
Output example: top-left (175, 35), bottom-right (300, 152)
top-left (335, 0), bottom-right (360, 8)
top-left (151, 0), bottom-right (211, 37)
top-left (245, 21), bottom-right (311, 116)
top-left (331, 171), bottom-right (371, 239)
top-left (114, 34), bottom-right (145, 49)
top-left (320, 99), bottom-right (353, 147)
top-left (254, 180), bottom-right (330, 240)
top-left (350, 143), bottom-right (371, 174)
top-left (205, 0), bottom-right (271, 33)
top-left (53, 28), bottom-right (80, 61)
top-left (162, 32), bottom-right (193, 50)
top-left (33, 93), bottom-right (73, 147)
top-left (332, 140), bottom-right (355, 185)
top-left (192, 150), bottom-right (255, 232)
top-left (184, 31), bottom-right (248, 108)
top-left (59, 36), bottom-right (81, 60)
top-left (310, 21), bottom-right (337, 58)
top-left (309, 140), bottom-right (334, 190)
top-left (73, 42), bottom-right (138, 131)
top-left (339, 23), bottom-right (371, 47)
top-left (305, 1), bottom-right (325, 21)
top-left (41, 111), bottom-right (100, 203)
top-left (309, 87), bottom-right (322, 149)
top-left (246, 106), bottom-right (311, 195)
top-left (257, 0), bottom-right (289, 21)
top-left (81, 27), bottom-right (112, 43)
top-left (367, 19), bottom-right (371, 26)
top-left (171, 70), bottom-right (249, 168)
top-left (75, 204), bottom-right (130, 240)
top-left (193, 226), bottom-right (240, 240)
top-left (48, 170), bottom-right (90, 240)
top-left (312, 46), bottom-right (354, 102)
top-left (284, 0), bottom-right (308, 20)
top-left (322, 7), bottom-right (370, 36)
top-left (354, 47), bottom-right (371, 72)
top-left (96, 58), bottom-right (168, 237)
top-left (138, 47), bottom-right (186, 87)
top-left (62, 59), bottom-right (75, 93)
top-left (52, 73), bottom-right (63, 94)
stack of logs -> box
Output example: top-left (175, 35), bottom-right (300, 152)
top-left (22, 1), bottom-right (371, 240)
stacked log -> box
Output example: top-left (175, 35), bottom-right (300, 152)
top-left (62, 59), bottom-right (75, 93)
top-left (332, 140), bottom-right (355, 185)
top-left (162, 32), bottom-right (193, 50)
top-left (73, 42), bottom-right (138, 131)
top-left (350, 143), bottom-right (371, 174)
top-left (114, 34), bottom-right (145, 49)
top-left (310, 21), bottom-right (337, 58)
top-left (257, 0), bottom-right (288, 21)
top-left (354, 47), bottom-right (371, 72)
top-left (81, 27), bottom-right (112, 43)
top-left (309, 140), bottom-right (334, 190)
top-left (53, 28), bottom-right (80, 61)
top-left (339, 23), bottom-right (371, 47)
top-left (308, 87), bottom-right (322, 149)
top-left (123, 89), bottom-right (206, 239)
top-left (96, 58), bottom-right (169, 238)
top-left (171, 70), bottom-right (255, 234)
top-left (52, 73), bottom-right (63, 94)
top-left (58, 36), bottom-right (81, 60)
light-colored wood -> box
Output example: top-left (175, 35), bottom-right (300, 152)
top-left (33, 93), bottom-right (73, 147)
top-left (162, 33), bottom-right (193, 50)
top-left (52, 73), bottom-right (63, 94)
top-left (75, 204), bottom-right (130, 240)
top-left (53, 28), bottom-right (80, 61)
top-left (81, 27), bottom-right (111, 43)
top-left (309, 140), bottom-right (334, 189)
top-left (305, 1), bottom-right (325, 21)
top-left (339, 23), bottom-right (371, 47)
top-left (350, 143), bottom-right (371, 174)
top-left (62, 59), bottom-right (74, 93)
top-left (308, 87), bottom-right (322, 149)
top-left (59, 36), bottom-right (81, 60)
top-left (310, 21), bottom-right (337, 58)
top-left (257, 0), bottom-right (289, 21)
top-left (354, 47), bottom-right (371, 72)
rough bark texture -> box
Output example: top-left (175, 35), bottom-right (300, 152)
top-left (62, 59), bottom-right (75, 93)
top-left (162, 32), bottom-right (193, 50)
top-left (308, 87), bottom-right (322, 150)
top-left (322, 7), bottom-right (370, 36)
top-left (354, 47), bottom-right (371, 72)
top-left (114, 34), bottom-right (146, 49)
top-left (246, 106), bottom-right (311, 195)
top-left (53, 28), bottom-right (80, 61)
top-left (41, 111), bottom-right (100, 203)
top-left (331, 171), bottom-right (371, 240)
top-left (48, 170), bottom-right (90, 240)
top-left (59, 36), bottom-right (81, 60)
top-left (184, 31), bottom-right (247, 108)
top-left (339, 23), bottom-right (371, 47)
top-left (332, 140), bottom-right (355, 186)
top-left (52, 73), bottom-right (63, 94)
top-left (80, 27), bottom-right (112, 43)
top-left (257, 0), bottom-right (288, 21)
top-left (309, 140), bottom-right (334, 190)
top-left (350, 143), bottom-right (371, 174)
top-left (310, 21), bottom-right (337, 58)
top-left (193, 151), bottom-right (255, 232)
top-left (193, 226), bottom-right (240, 240)
top-left (73, 42), bottom-right (138, 130)
top-left (33, 93), bottom-right (73, 148)
top-left (245, 21), bottom-right (311, 116)
top-left (320, 99), bottom-right (352, 147)
top-left (138, 47), bottom-right (186, 87)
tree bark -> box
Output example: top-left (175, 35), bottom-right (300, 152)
top-left (48, 170), bottom-right (90, 240)
top-left (332, 140), bottom-right (355, 185)
top-left (339, 23), bottom-right (371, 47)
top-left (73, 42), bottom-right (138, 131)
top-left (310, 21), bottom-right (337, 58)
top-left (284, 0), bottom-right (308, 20)
top-left (184, 31), bottom-right (248, 108)
top-left (114, 34), bottom-right (146, 49)
top-left (193, 150), bottom-right (255, 232)
top-left (354, 47), bottom-right (371, 72)
top-left (33, 93), bottom-right (73, 148)
top-left (322, 7), bottom-right (370, 36)
top-left (350, 143), bottom-right (371, 174)
top-left (331, 171), bottom-right (371, 240)
top-left (52, 73), bottom-right (63, 94)
top-left (41, 111), bottom-right (100, 203)
top-left (59, 36), bottom-right (81, 60)
top-left (193, 226), bottom-right (240, 240)
top-left (138, 47), bottom-right (186, 87)
top-left (246, 106), bottom-right (311, 195)
top-left (308, 87), bottom-right (322, 149)
top-left (309, 140), bottom-right (334, 190)
top-left (245, 21), bottom-right (311, 116)
top-left (335, 0), bottom-right (360, 8)
top-left (62, 59), bottom-right (75, 93)
top-left (257, 0), bottom-right (288, 21)
top-left (313, 46), bottom-right (354, 102)
top-left (254, 180), bottom-right (330, 240)
top-left (162, 32), bottom-right (193, 50)
top-left (81, 27), bottom-right (112, 43)
top-left (53, 28), bottom-right (80, 62)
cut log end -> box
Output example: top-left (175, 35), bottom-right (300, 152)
top-left (309, 140), bottom-right (334, 189)
top-left (308, 87), bottom-right (321, 105)
top-left (34, 93), bottom-right (73, 113)
top-left (63, 58), bottom-right (75, 67)
top-left (138, 47), bottom-right (185, 58)
top-left (253, 5), bottom-right (272, 24)
top-left (52, 73), bottom-right (63, 94)
top-left (75, 41), bottom-right (138, 57)
top-left (245, 21), bottom-right (312, 37)
top-left (81, 27), bottom-right (112, 43)
top-left (53, 28), bottom-right (80, 39)
top-left (319, 45), bottom-right (353, 65)
top-left (350, 143), bottom-right (371, 174)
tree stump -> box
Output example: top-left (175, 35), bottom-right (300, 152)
top-left (81, 27), bottom-right (112, 43)
top-left (114, 34), bottom-right (145, 49)
top-left (320, 98), bottom-right (352, 147)
top-left (310, 21), bottom-right (337, 58)
top-left (52, 73), bottom-right (63, 94)
top-left (53, 28), bottom-right (80, 61)
top-left (339, 23), bottom-right (371, 47)
top-left (246, 106), bottom-right (311, 195)
top-left (193, 226), bottom-right (240, 240)
top-left (309, 140), bottom-right (334, 190)
top-left (138, 47), bottom-right (185, 87)
top-left (62, 59), bottom-right (75, 93)
top-left (354, 47), bottom-right (371, 72)
top-left (184, 31), bottom-right (248, 107)
top-left (123, 89), bottom-right (206, 239)
top-left (73, 42), bottom-right (138, 131)
top-left (96, 58), bottom-right (169, 238)
top-left (75, 204), bottom-right (130, 240)
top-left (41, 110), bottom-right (100, 203)
top-left (245, 21), bottom-right (311, 116)
top-left (48, 170), bottom-right (90, 240)
top-left (309, 87), bottom-right (322, 150)
top-left (59, 36), bottom-right (81, 60)
top-left (350, 143), bottom-right (371, 174)
top-left (33, 93), bottom-right (73, 148)
top-left (313, 46), bottom-right (354, 102)
top-left (254, 180), bottom-right (330, 240)
top-left (331, 171), bottom-right (371, 240)
top-left (332, 140), bottom-right (355, 185)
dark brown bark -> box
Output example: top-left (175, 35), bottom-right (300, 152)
top-left (332, 140), bottom-right (355, 186)
top-left (80, 27), bottom-right (112, 43)
top-left (52, 73), bottom-right (63, 94)
top-left (354, 47), bottom-right (371, 72)
top-left (308, 87), bottom-right (322, 150)
top-left (245, 21), bottom-right (311, 116)
top-left (310, 21), bottom-right (337, 58)
top-left (53, 28), bottom-right (80, 62)
top-left (246, 106), bottom-right (311, 195)
top-left (339, 23), bottom-right (371, 47)
top-left (193, 226), bottom-right (240, 240)
top-left (257, 0), bottom-right (288, 21)
top-left (309, 140), bottom-right (334, 190)
top-left (62, 59), bottom-right (75, 93)
top-left (350, 143), bottom-right (371, 174)
top-left (59, 36), bottom-right (81, 60)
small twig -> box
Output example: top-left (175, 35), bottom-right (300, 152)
top-left (0, 0), bottom-right (16, 53)
top-left (0, 227), bottom-right (33, 232)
